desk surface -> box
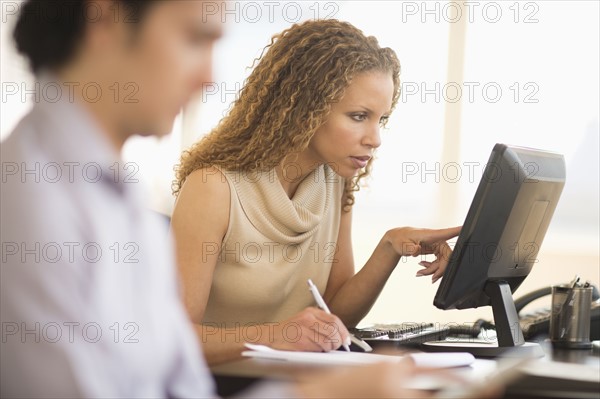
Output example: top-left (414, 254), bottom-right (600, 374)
top-left (210, 341), bottom-right (600, 398)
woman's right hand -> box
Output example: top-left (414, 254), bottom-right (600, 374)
top-left (259, 307), bottom-right (351, 352)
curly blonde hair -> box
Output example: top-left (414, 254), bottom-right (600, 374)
top-left (173, 19), bottom-right (401, 210)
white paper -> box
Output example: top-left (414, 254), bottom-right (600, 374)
top-left (242, 344), bottom-right (398, 365)
top-left (242, 344), bottom-right (475, 368)
top-left (522, 360), bottom-right (600, 383)
top-left (409, 352), bottom-right (475, 368)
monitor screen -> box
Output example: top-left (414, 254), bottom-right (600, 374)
top-left (432, 143), bottom-right (565, 355)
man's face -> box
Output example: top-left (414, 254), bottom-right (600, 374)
top-left (108, 1), bottom-right (223, 137)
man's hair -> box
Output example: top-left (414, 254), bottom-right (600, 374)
top-left (13, 0), bottom-right (155, 74)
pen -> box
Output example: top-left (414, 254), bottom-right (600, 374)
top-left (307, 279), bottom-right (351, 352)
top-left (559, 275), bottom-right (580, 338)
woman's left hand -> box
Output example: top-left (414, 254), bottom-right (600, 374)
top-left (384, 226), bottom-right (461, 283)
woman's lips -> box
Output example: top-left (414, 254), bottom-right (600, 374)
top-left (350, 156), bottom-right (370, 169)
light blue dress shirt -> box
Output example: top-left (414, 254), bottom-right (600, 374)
top-left (0, 76), bottom-right (217, 398)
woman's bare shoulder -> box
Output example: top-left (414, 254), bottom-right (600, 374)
top-left (172, 166), bottom-right (231, 234)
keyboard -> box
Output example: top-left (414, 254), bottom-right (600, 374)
top-left (351, 322), bottom-right (450, 347)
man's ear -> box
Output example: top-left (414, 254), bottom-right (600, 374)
top-left (84, 0), bottom-right (129, 52)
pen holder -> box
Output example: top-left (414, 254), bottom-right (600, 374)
top-left (550, 285), bottom-right (593, 349)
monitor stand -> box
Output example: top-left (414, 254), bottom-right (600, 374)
top-left (423, 281), bottom-right (544, 358)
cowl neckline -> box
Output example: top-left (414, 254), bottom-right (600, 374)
top-left (226, 164), bottom-right (335, 243)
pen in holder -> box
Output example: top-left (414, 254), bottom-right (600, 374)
top-left (550, 276), bottom-right (593, 349)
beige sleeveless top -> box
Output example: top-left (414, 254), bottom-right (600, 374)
top-left (202, 165), bottom-right (344, 327)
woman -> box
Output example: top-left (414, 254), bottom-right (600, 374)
top-left (171, 19), bottom-right (460, 365)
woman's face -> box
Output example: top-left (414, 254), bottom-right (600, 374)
top-left (307, 71), bottom-right (395, 179)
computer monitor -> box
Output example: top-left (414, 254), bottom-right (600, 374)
top-left (428, 144), bottom-right (566, 357)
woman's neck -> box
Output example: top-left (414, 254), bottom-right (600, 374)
top-left (276, 152), bottom-right (321, 199)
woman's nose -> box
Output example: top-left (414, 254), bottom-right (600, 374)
top-left (362, 125), bottom-right (381, 149)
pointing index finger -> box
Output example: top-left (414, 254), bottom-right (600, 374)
top-left (425, 226), bottom-right (462, 243)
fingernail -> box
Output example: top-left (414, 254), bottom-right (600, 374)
top-left (345, 336), bottom-right (352, 346)
top-left (416, 272), bottom-right (423, 277)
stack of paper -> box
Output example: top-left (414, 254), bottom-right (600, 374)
top-left (242, 343), bottom-right (475, 368)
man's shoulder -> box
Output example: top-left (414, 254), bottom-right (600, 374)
top-left (2, 107), bottom-right (40, 161)
top-left (1, 110), bottom-right (85, 242)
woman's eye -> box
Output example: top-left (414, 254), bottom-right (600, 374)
top-left (379, 116), bottom-right (390, 125)
top-left (350, 113), bottom-right (368, 121)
